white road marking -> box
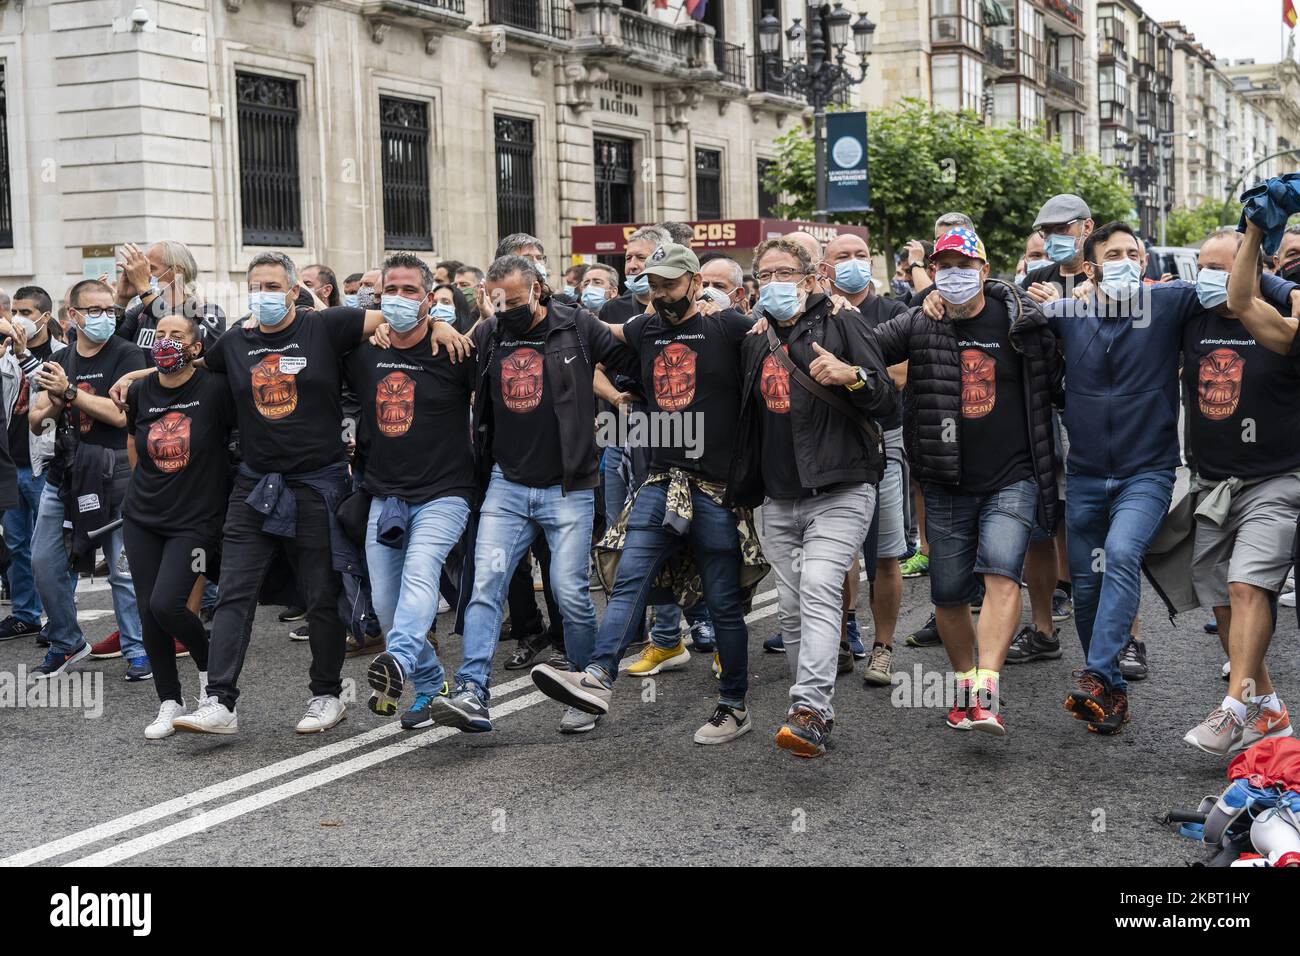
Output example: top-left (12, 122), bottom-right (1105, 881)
top-left (4, 572), bottom-right (861, 866)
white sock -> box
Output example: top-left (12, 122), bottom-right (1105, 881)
top-left (1222, 695), bottom-right (1248, 724)
top-left (1250, 692), bottom-right (1281, 712)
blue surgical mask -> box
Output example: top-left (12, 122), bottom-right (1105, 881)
top-left (381, 295), bottom-right (423, 333)
top-left (1045, 234), bottom-right (1078, 264)
top-left (757, 281), bottom-right (800, 323)
top-left (249, 291), bottom-right (289, 328)
top-left (81, 310), bottom-right (116, 343)
top-left (343, 293), bottom-right (359, 308)
top-left (562, 284), bottom-right (576, 298)
top-left (834, 259), bottom-right (872, 295)
top-left (430, 303), bottom-right (457, 324)
top-left (581, 286), bottom-right (608, 311)
top-left (1196, 268), bottom-right (1229, 309)
top-left (1098, 260), bottom-right (1143, 300)
top-left (625, 273), bottom-right (650, 296)
top-left (1026, 258), bottom-right (1053, 274)
top-left (935, 267), bottom-right (983, 305)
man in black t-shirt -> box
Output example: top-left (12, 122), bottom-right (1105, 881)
top-left (1180, 226), bottom-right (1300, 755)
top-left (0, 286), bottom-right (63, 642)
top-left (427, 255), bottom-right (636, 737)
top-left (28, 279), bottom-right (147, 679)
top-left (151, 250), bottom-right (470, 737)
top-left (341, 253), bottom-right (477, 732)
top-left (1025, 193), bottom-right (1093, 303)
top-left (530, 244), bottom-right (757, 746)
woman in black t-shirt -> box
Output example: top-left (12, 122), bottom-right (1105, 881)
top-left (122, 315), bottom-right (235, 740)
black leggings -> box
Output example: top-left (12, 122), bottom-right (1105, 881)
top-left (122, 519), bottom-right (210, 704)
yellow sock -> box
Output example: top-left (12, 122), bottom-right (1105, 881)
top-left (976, 668), bottom-right (1000, 685)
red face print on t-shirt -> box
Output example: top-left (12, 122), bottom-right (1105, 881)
top-left (376, 371), bottom-right (416, 437)
top-left (653, 342), bottom-right (697, 411)
top-left (76, 382), bottom-right (95, 433)
top-left (760, 347), bottom-right (791, 414)
top-left (250, 354), bottom-right (298, 420)
top-left (147, 412), bottom-right (192, 473)
top-left (1199, 348), bottom-right (1244, 421)
top-left (960, 349), bottom-right (995, 419)
top-left (501, 348), bottom-right (544, 413)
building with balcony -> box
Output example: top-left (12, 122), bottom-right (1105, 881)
top-left (0, 0), bottom-right (811, 298)
top-left (1221, 57), bottom-right (1300, 185)
top-left (1163, 22), bottom-right (1233, 213)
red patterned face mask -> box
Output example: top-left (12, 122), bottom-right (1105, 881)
top-left (151, 337), bottom-right (190, 373)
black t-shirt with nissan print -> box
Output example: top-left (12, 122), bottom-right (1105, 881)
top-left (54, 334), bottom-right (147, 455)
top-left (489, 313), bottom-right (564, 488)
top-left (754, 320), bottom-right (808, 499)
top-left (203, 306), bottom-right (366, 474)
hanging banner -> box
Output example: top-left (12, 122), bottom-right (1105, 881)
top-left (825, 111), bottom-right (871, 214)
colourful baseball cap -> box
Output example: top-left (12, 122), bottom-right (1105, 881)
top-left (933, 227), bottom-right (987, 263)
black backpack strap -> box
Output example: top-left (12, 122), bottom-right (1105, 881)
top-left (766, 323), bottom-right (881, 445)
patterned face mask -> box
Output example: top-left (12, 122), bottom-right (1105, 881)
top-left (151, 336), bottom-right (190, 373)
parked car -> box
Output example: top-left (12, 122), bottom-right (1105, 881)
top-left (1145, 246), bottom-right (1199, 282)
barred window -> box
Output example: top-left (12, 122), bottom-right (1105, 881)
top-left (237, 72), bottom-right (303, 246)
top-left (757, 159), bottom-right (778, 218)
top-left (495, 115), bottom-right (536, 243)
top-left (381, 97), bottom-right (432, 250)
top-left (594, 136), bottom-right (634, 224)
top-left (695, 148), bottom-right (721, 221)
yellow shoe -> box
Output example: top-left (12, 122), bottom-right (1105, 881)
top-left (627, 641), bottom-right (691, 676)
top-left (712, 652), bottom-right (721, 680)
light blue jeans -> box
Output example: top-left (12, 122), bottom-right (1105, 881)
top-left (365, 495), bottom-right (470, 697)
top-left (457, 468), bottom-right (597, 695)
top-left (33, 479), bottom-right (142, 658)
top-left (2, 466), bottom-right (47, 625)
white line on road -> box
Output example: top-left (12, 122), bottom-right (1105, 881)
top-left (5, 574), bottom-right (848, 866)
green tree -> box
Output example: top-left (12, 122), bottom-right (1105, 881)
top-left (1163, 201), bottom-right (1244, 248)
top-left (763, 99), bottom-right (1135, 273)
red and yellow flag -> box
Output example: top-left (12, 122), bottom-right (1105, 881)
top-left (1287, 0), bottom-right (1298, 29)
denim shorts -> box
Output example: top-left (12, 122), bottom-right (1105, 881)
top-left (924, 478), bottom-right (1037, 607)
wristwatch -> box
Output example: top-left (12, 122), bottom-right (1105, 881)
top-left (64, 385), bottom-right (78, 403)
top-left (845, 367), bottom-right (868, 392)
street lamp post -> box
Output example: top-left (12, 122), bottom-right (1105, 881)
top-left (759, 3), bottom-right (874, 223)
top-left (1157, 129), bottom-right (1196, 247)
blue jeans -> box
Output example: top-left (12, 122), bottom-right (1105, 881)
top-left (33, 480), bottom-right (142, 658)
top-left (923, 479), bottom-right (1037, 607)
top-left (366, 495), bottom-right (470, 696)
top-left (457, 469), bottom-right (597, 694)
top-left (588, 482), bottom-right (749, 704)
top-left (1066, 469), bottom-right (1175, 692)
top-left (2, 466), bottom-right (46, 625)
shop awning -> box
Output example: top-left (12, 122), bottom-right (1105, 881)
top-left (571, 219), bottom-right (870, 256)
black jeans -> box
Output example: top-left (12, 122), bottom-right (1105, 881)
top-left (122, 519), bottom-right (210, 704)
top-left (206, 473), bottom-right (344, 709)
top-left (506, 542), bottom-right (564, 649)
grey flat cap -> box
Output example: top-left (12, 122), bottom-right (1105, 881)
top-left (1033, 194), bottom-right (1091, 230)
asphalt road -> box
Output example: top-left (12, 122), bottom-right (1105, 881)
top-left (1, 570), bottom-right (1293, 867)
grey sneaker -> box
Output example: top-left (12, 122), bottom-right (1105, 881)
top-left (558, 706), bottom-right (600, 734)
top-left (1118, 637), bottom-right (1149, 681)
top-left (693, 703), bottom-right (751, 745)
top-left (427, 684), bottom-right (492, 733)
top-left (1183, 706), bottom-right (1243, 756)
top-left (1005, 625), bottom-right (1062, 664)
top-left (862, 643), bottom-right (893, 687)
top-left (1051, 588), bottom-right (1073, 622)
top-left (531, 663), bottom-right (612, 715)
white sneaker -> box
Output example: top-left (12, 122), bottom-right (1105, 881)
top-left (1281, 590), bottom-right (1296, 608)
top-left (173, 698), bottom-right (238, 735)
top-left (145, 699), bottom-right (187, 740)
top-left (295, 695), bottom-right (346, 734)
top-left (437, 597), bottom-right (451, 614)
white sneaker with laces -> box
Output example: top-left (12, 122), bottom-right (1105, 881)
top-left (173, 698), bottom-right (238, 735)
top-left (145, 699), bottom-right (188, 740)
top-left (295, 695), bottom-right (346, 734)
top-left (1281, 590), bottom-right (1296, 608)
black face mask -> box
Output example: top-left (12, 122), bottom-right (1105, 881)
top-left (653, 286), bottom-right (695, 324)
top-left (1281, 258), bottom-right (1300, 285)
top-left (497, 300), bottom-right (535, 337)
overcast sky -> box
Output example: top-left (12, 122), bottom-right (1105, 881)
top-left (1138, 0), bottom-right (1294, 64)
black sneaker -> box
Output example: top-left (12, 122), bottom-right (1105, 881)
top-left (366, 651), bottom-right (405, 716)
top-left (0, 615), bottom-right (42, 641)
top-left (1005, 625), bottom-right (1062, 664)
top-left (504, 628), bottom-right (550, 670)
top-left (289, 623), bottom-right (309, 642)
top-left (427, 683), bottom-right (492, 733)
top-left (1088, 689), bottom-right (1130, 736)
top-left (278, 606), bottom-right (307, 623)
top-left (775, 706), bottom-right (831, 758)
top-left (400, 683), bottom-right (450, 730)
top-left (36, 623), bottom-right (50, 648)
top-left (905, 612), bottom-right (941, 648)
top-left (1118, 637), bottom-right (1148, 681)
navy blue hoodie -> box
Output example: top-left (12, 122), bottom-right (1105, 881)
top-left (1044, 274), bottom-right (1297, 478)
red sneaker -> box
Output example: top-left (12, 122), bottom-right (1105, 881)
top-left (174, 638), bottom-right (190, 659)
top-left (89, 630), bottom-right (122, 659)
top-left (945, 673), bottom-right (974, 730)
top-left (968, 674), bottom-right (1006, 736)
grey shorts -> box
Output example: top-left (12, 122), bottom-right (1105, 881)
top-left (1192, 474), bottom-right (1300, 608)
top-left (876, 427), bottom-right (907, 560)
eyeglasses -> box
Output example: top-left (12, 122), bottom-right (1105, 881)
top-left (74, 306), bottom-right (122, 320)
top-left (755, 268), bottom-right (808, 284)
